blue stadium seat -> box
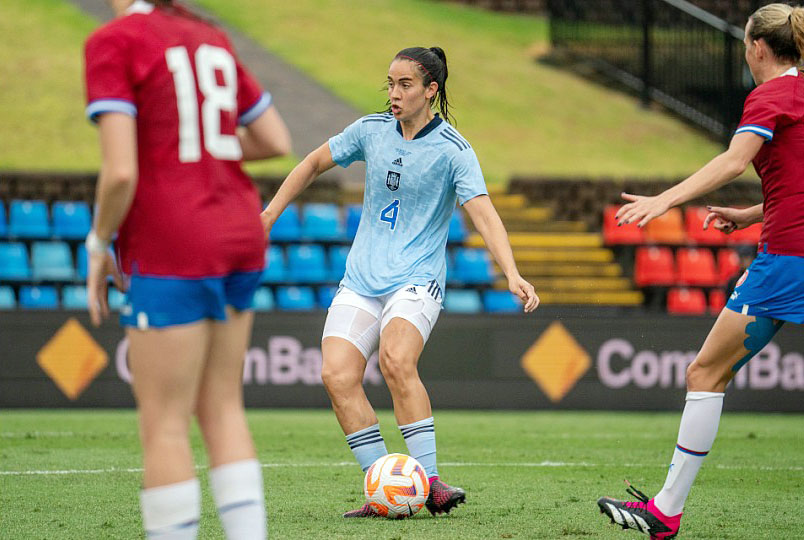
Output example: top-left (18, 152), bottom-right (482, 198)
top-left (345, 204), bottom-right (362, 240)
top-left (261, 245), bottom-right (287, 283)
top-left (62, 285), bottom-right (88, 309)
top-left (453, 248), bottom-right (493, 284)
top-left (9, 200), bottom-right (50, 238)
top-left (448, 208), bottom-right (467, 243)
top-left (270, 204), bottom-right (301, 242)
top-left (482, 290), bottom-right (521, 313)
top-left (445, 250), bottom-right (459, 286)
top-left (302, 203), bottom-right (344, 241)
top-left (287, 244), bottom-right (328, 283)
top-left (52, 201), bottom-right (91, 239)
top-left (443, 289), bottom-right (482, 313)
top-left (76, 244), bottom-right (88, 280)
top-left (252, 287), bottom-right (275, 311)
top-left (108, 288), bottom-right (126, 311)
top-left (275, 286), bottom-right (316, 311)
top-left (317, 286), bottom-right (338, 308)
top-left (0, 242), bottom-right (31, 280)
top-left (0, 286), bottom-right (16, 309)
top-left (19, 286), bottom-right (59, 309)
top-left (0, 202), bottom-right (7, 237)
top-left (32, 241), bottom-right (75, 281)
top-left (328, 245), bottom-right (349, 282)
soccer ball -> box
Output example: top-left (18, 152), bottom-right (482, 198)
top-left (364, 453), bottom-right (430, 518)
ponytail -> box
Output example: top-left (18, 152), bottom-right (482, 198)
top-left (791, 7), bottom-right (804, 61)
top-left (749, 3), bottom-right (803, 64)
top-left (391, 46), bottom-right (455, 125)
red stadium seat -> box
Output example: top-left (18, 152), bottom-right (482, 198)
top-left (667, 287), bottom-right (707, 315)
top-left (709, 289), bottom-right (727, 314)
top-left (717, 249), bottom-right (741, 284)
top-left (635, 246), bottom-right (675, 286)
top-left (644, 207), bottom-right (686, 244)
top-left (603, 205), bottom-right (644, 245)
top-left (728, 222), bottom-right (762, 245)
top-left (685, 206), bottom-right (727, 245)
top-left (677, 247), bottom-right (719, 286)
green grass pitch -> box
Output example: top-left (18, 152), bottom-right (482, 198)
top-left (2, 409), bottom-right (802, 539)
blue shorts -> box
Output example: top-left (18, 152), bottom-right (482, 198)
top-left (120, 271), bottom-right (262, 329)
top-left (726, 251), bottom-right (804, 324)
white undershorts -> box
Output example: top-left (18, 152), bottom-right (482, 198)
top-left (321, 283), bottom-right (443, 359)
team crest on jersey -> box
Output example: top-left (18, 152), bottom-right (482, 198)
top-left (386, 170), bottom-right (401, 191)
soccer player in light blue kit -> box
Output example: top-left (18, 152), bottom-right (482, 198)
top-left (262, 46), bottom-right (539, 518)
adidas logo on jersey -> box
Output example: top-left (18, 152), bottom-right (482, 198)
top-left (405, 287), bottom-right (416, 294)
top-left (391, 157), bottom-right (403, 167)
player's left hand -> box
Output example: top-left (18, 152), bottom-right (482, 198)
top-left (615, 192), bottom-right (672, 228)
top-left (87, 250), bottom-right (124, 327)
top-left (509, 275), bottom-right (540, 313)
top-left (260, 209), bottom-right (275, 240)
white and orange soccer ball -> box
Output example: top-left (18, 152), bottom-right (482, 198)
top-left (364, 453), bottom-right (430, 518)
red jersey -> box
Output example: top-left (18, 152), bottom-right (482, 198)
top-left (736, 67), bottom-right (804, 257)
top-left (84, 1), bottom-right (269, 277)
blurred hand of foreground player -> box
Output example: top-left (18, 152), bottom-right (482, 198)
top-left (509, 275), bottom-right (540, 313)
top-left (260, 209), bottom-right (275, 240)
top-left (702, 206), bottom-right (755, 234)
top-left (87, 251), bottom-right (125, 327)
top-left (615, 192), bottom-right (672, 228)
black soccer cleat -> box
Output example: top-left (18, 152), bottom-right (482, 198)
top-left (425, 478), bottom-right (466, 516)
top-left (597, 483), bottom-right (681, 539)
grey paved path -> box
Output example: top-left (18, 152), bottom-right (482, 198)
top-left (68, 0), bottom-right (366, 185)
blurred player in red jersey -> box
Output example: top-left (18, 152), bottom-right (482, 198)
top-left (597, 4), bottom-right (804, 539)
top-left (84, 1), bottom-right (290, 538)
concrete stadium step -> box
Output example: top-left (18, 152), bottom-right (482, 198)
top-left (466, 232), bottom-right (602, 249)
top-left (494, 277), bottom-right (633, 291)
top-left (489, 193), bottom-right (529, 210)
top-left (526, 290), bottom-right (644, 306)
top-left (504, 220), bottom-right (588, 233)
top-left (510, 248), bottom-right (614, 263)
top-left (505, 263), bottom-right (623, 277)
top-left (495, 206), bottom-right (553, 222)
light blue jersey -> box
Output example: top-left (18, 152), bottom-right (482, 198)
top-left (329, 113), bottom-right (487, 297)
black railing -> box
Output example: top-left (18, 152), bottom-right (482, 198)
top-left (548, 0), bottom-right (752, 142)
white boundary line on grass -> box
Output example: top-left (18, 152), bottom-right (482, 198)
top-left (2, 461), bottom-right (803, 476)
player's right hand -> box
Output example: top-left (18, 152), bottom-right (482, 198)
top-left (509, 275), bottom-right (540, 313)
top-left (259, 209), bottom-right (274, 240)
top-left (87, 251), bottom-right (124, 327)
top-left (702, 205), bottom-right (751, 234)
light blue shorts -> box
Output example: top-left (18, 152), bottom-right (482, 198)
top-left (120, 271), bottom-right (262, 329)
top-left (726, 251), bottom-right (804, 324)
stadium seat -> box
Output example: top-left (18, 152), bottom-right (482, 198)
top-left (32, 241), bottom-right (75, 280)
top-left (0, 202), bottom-right (7, 237)
top-left (252, 287), bottom-right (275, 311)
top-left (328, 245), bottom-right (349, 282)
top-left (301, 203), bottom-right (344, 241)
top-left (482, 290), bottom-right (521, 313)
top-left (443, 289), bottom-right (482, 313)
top-left (634, 246), bottom-right (675, 286)
top-left (317, 286), bottom-right (338, 308)
top-left (76, 244), bottom-right (88, 280)
top-left (19, 285), bottom-right (59, 309)
top-left (453, 248), bottom-right (494, 284)
top-left (0, 286), bottom-right (16, 309)
top-left (685, 206), bottom-right (726, 245)
top-left (717, 249), bottom-right (741, 284)
top-left (62, 285), bottom-right (88, 309)
top-left (52, 201), bottom-right (92, 239)
top-left (261, 245), bottom-right (287, 283)
top-left (602, 205), bottom-right (644, 245)
top-left (270, 203), bottom-right (301, 242)
top-left (275, 286), bottom-right (316, 311)
top-left (643, 207), bottom-right (685, 244)
top-left (447, 208), bottom-right (467, 243)
top-left (345, 204), bottom-right (362, 240)
top-left (9, 200), bottom-right (50, 238)
top-left (676, 247), bottom-right (718, 286)
top-left (709, 289), bottom-right (727, 314)
top-left (0, 242), bottom-right (31, 280)
top-left (728, 222), bottom-right (762, 245)
top-left (287, 244), bottom-right (328, 283)
top-left (666, 287), bottom-right (707, 315)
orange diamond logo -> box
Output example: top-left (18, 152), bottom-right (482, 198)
top-left (521, 321), bottom-right (590, 403)
top-left (36, 318), bottom-right (108, 400)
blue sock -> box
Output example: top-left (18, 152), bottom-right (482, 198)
top-left (400, 417), bottom-right (438, 479)
top-left (346, 423), bottom-right (388, 472)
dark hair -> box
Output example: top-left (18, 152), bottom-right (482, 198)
top-left (749, 3), bottom-right (804, 63)
top-left (389, 46), bottom-right (454, 124)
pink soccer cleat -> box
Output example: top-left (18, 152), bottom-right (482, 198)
top-left (597, 483), bottom-right (681, 539)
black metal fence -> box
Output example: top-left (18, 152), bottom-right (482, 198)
top-left (548, 0), bottom-right (753, 142)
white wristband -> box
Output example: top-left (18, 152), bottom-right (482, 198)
top-left (85, 230), bottom-right (110, 256)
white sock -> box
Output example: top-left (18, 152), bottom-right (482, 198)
top-left (209, 459), bottom-right (266, 540)
top-left (653, 391), bottom-right (724, 516)
top-left (140, 478), bottom-right (201, 539)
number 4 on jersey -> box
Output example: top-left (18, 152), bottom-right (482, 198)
top-left (380, 200), bottom-right (400, 230)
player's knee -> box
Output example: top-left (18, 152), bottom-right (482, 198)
top-left (685, 360), bottom-right (729, 392)
top-left (321, 364), bottom-right (362, 394)
top-left (378, 348), bottom-right (416, 385)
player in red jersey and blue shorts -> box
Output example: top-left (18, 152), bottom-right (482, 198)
top-left (84, 1), bottom-right (290, 538)
top-left (597, 4), bottom-right (804, 539)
